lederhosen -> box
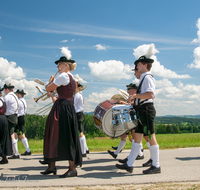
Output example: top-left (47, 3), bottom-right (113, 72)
top-left (15, 99), bottom-right (26, 134)
top-left (134, 74), bottom-right (156, 137)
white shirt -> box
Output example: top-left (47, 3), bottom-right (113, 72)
top-left (135, 71), bottom-right (155, 105)
top-left (4, 92), bottom-right (19, 115)
top-left (74, 91), bottom-right (83, 113)
top-left (18, 97), bottom-right (27, 116)
top-left (53, 72), bottom-right (74, 87)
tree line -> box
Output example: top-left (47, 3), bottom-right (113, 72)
top-left (23, 114), bottom-right (200, 139)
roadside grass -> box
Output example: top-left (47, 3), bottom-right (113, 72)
top-left (17, 133), bottom-right (200, 154)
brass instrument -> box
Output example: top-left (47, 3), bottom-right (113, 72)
top-left (118, 89), bottom-right (129, 101)
top-left (36, 102), bottom-right (53, 118)
top-left (34, 70), bottom-right (60, 103)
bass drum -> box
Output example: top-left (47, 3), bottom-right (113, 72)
top-left (93, 100), bottom-right (128, 138)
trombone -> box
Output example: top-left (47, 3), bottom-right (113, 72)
top-left (34, 70), bottom-right (60, 103)
top-left (36, 102), bottom-right (53, 118)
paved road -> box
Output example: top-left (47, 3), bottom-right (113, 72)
top-left (0, 147), bottom-right (200, 188)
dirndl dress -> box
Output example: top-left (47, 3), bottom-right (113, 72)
top-left (43, 74), bottom-right (82, 167)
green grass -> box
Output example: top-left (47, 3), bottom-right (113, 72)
top-left (17, 133), bottom-right (200, 154)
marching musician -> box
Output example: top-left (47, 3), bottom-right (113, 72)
top-left (14, 85), bottom-right (31, 156)
top-left (2, 80), bottom-right (19, 159)
top-left (40, 56), bottom-right (82, 178)
top-left (108, 83), bottom-right (144, 160)
top-left (116, 53), bottom-right (161, 174)
top-left (0, 87), bottom-right (12, 164)
top-left (74, 77), bottom-right (89, 157)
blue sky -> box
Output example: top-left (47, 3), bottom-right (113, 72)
top-left (1, 0), bottom-right (200, 116)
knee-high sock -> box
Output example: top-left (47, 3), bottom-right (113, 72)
top-left (138, 143), bottom-right (143, 156)
top-left (82, 135), bottom-right (88, 153)
top-left (127, 142), bottom-right (142, 167)
top-left (114, 140), bottom-right (126, 155)
top-left (79, 136), bottom-right (86, 154)
top-left (149, 144), bottom-right (160, 168)
top-left (12, 139), bottom-right (19, 156)
top-left (21, 138), bottom-right (31, 152)
top-left (147, 142), bottom-right (152, 159)
top-left (127, 139), bottom-right (135, 160)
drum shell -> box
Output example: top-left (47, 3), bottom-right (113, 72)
top-left (93, 100), bottom-right (128, 138)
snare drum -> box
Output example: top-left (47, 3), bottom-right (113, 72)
top-left (93, 100), bottom-right (128, 138)
top-left (112, 104), bottom-right (137, 132)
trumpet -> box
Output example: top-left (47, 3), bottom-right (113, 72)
top-left (34, 70), bottom-right (60, 103)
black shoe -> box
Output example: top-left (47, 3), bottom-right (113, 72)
top-left (21, 151), bottom-right (31, 156)
top-left (59, 169), bottom-right (77, 178)
top-left (39, 160), bottom-right (48, 165)
top-left (115, 163), bottom-right (133, 173)
top-left (118, 157), bottom-right (128, 163)
top-left (86, 150), bottom-right (89, 154)
top-left (136, 155), bottom-right (144, 160)
top-left (40, 167), bottom-right (57, 175)
top-left (112, 146), bottom-right (122, 153)
top-left (142, 159), bottom-right (152, 167)
top-left (0, 159), bottom-right (8, 164)
top-left (8, 155), bottom-right (20, 159)
top-left (82, 153), bottom-right (87, 157)
top-left (107, 150), bottom-right (117, 159)
top-left (143, 166), bottom-right (161, 174)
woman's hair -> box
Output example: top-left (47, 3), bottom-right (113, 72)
top-left (64, 62), bottom-right (77, 71)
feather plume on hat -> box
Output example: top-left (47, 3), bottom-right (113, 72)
top-left (19, 84), bottom-right (25, 91)
top-left (145, 43), bottom-right (159, 58)
top-left (61, 47), bottom-right (72, 60)
top-left (4, 77), bottom-right (12, 86)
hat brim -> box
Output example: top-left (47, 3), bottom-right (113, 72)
top-left (55, 59), bottom-right (75, 64)
top-left (134, 58), bottom-right (154, 65)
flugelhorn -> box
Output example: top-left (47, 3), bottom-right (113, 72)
top-left (34, 69), bottom-right (60, 103)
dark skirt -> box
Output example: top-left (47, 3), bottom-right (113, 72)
top-left (0, 115), bottom-right (12, 157)
top-left (43, 99), bottom-right (82, 166)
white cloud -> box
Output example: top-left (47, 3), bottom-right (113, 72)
top-left (60, 40), bottom-right (68, 43)
top-left (95, 44), bottom-right (107, 50)
top-left (192, 18), bottom-right (200, 44)
top-left (84, 87), bottom-right (119, 112)
top-left (88, 60), bottom-right (133, 81)
top-left (188, 18), bottom-right (200, 69)
top-left (71, 39), bottom-right (75, 42)
top-left (0, 36), bottom-right (1, 39)
top-left (155, 79), bottom-right (200, 115)
top-left (0, 57), bottom-right (26, 79)
top-left (133, 44), bottom-right (191, 79)
top-left (0, 57), bottom-right (50, 114)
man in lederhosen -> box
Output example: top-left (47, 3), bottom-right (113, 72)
top-left (3, 82), bottom-right (20, 159)
top-left (116, 55), bottom-right (161, 174)
top-left (14, 86), bottom-right (31, 156)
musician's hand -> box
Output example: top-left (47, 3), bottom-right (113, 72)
top-left (49, 75), bottom-right (55, 83)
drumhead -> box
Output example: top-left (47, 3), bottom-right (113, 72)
top-left (102, 108), bottom-right (127, 138)
top-left (112, 104), bottom-right (132, 111)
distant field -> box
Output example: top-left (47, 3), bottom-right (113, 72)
top-left (17, 133), bottom-right (200, 154)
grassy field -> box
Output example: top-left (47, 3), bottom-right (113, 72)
top-left (17, 133), bottom-right (200, 154)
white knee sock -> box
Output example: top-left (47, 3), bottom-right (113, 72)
top-left (114, 140), bottom-right (126, 155)
top-left (127, 142), bottom-right (142, 167)
top-left (21, 138), bottom-right (31, 152)
top-left (79, 136), bottom-right (86, 154)
top-left (147, 142), bottom-right (152, 159)
top-left (127, 139), bottom-right (135, 160)
top-left (12, 139), bottom-right (19, 156)
top-left (83, 135), bottom-right (88, 153)
top-left (149, 144), bottom-right (160, 168)
top-left (138, 143), bottom-right (143, 156)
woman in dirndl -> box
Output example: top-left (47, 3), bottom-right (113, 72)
top-left (0, 88), bottom-right (12, 164)
top-left (40, 56), bottom-right (82, 178)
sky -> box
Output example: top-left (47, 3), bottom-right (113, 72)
top-left (1, 0), bottom-right (200, 116)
